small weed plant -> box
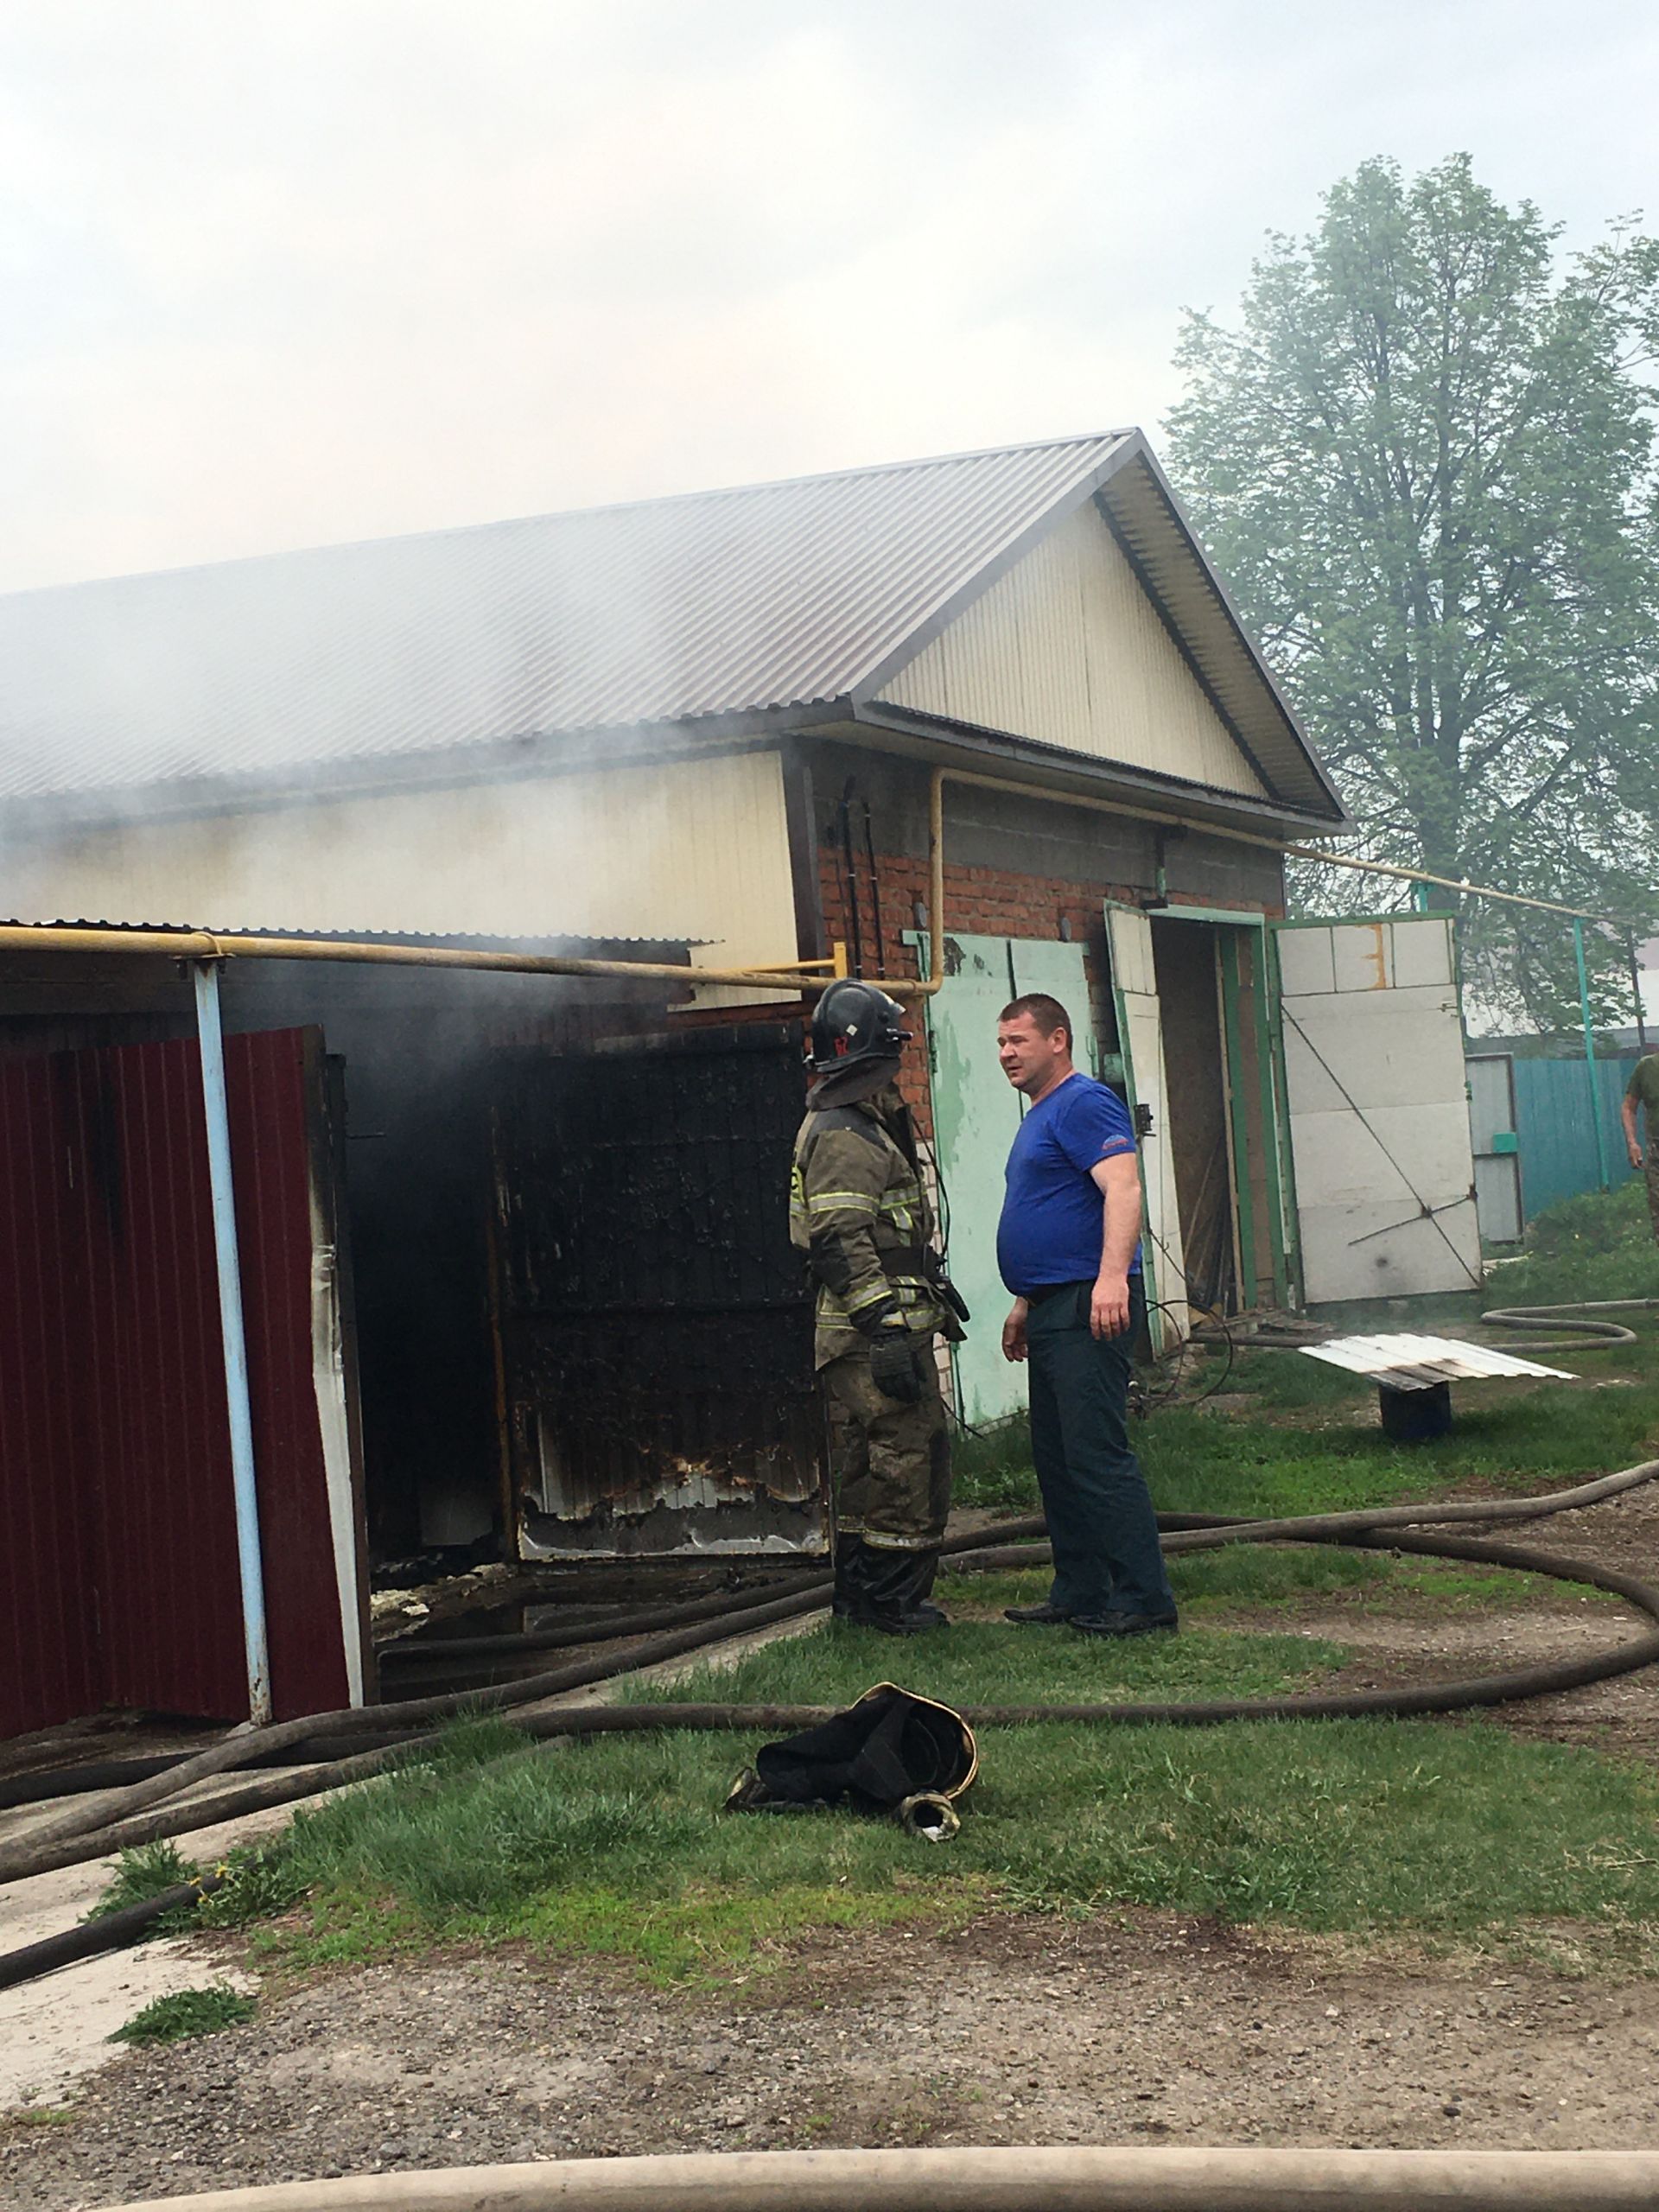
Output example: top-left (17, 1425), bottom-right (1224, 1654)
top-left (110, 1984), bottom-right (255, 2047)
top-left (86, 1841), bottom-right (203, 1931)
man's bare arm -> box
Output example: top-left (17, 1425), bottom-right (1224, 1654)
top-left (1624, 1095), bottom-right (1643, 1172)
top-left (1086, 1153), bottom-right (1141, 1338)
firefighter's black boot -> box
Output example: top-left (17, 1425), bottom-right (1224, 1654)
top-left (893, 1547), bottom-right (950, 1631)
top-left (849, 1543), bottom-right (950, 1635)
top-left (831, 1535), bottom-right (864, 1620)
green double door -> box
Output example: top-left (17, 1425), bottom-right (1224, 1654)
top-left (919, 933), bottom-right (1093, 1427)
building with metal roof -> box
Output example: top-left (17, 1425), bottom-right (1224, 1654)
top-left (0, 433), bottom-right (1494, 1741)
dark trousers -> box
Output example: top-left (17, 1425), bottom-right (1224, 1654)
top-left (1025, 1277), bottom-right (1174, 1619)
top-left (822, 1338), bottom-right (951, 1551)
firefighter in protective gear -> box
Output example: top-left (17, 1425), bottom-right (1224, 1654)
top-left (790, 980), bottom-right (957, 1634)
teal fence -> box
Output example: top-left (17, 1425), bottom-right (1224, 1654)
top-left (1510, 1053), bottom-right (1640, 1219)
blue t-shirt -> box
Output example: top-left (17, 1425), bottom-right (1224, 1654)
top-left (995, 1073), bottom-right (1141, 1295)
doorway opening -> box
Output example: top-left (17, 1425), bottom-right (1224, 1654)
top-left (1145, 915), bottom-right (1285, 1319)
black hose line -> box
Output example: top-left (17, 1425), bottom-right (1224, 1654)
top-left (0, 1736), bottom-right (435, 1811)
top-left (0, 1580), bottom-right (849, 1884)
top-left (1480, 1300), bottom-right (1659, 1352)
top-left (0, 1755), bottom-right (188, 1811)
top-left (0, 1872), bottom-right (227, 1996)
top-left (377, 1575), bottom-right (821, 1668)
top-left (5, 1500), bottom-right (1659, 1996)
top-left (0, 1517), bottom-right (1053, 1838)
top-left (3, 1520), bottom-right (1658, 1998)
top-left (7, 1487), bottom-right (1659, 1883)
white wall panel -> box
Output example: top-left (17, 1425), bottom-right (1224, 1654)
top-left (1278, 988), bottom-right (1469, 1115)
top-left (1274, 917), bottom-right (1480, 1303)
top-left (1, 749), bottom-right (798, 969)
top-left (1105, 904), bottom-right (1188, 1344)
top-left (878, 501), bottom-right (1270, 801)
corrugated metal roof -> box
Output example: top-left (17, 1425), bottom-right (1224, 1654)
top-left (0, 430), bottom-right (1341, 821)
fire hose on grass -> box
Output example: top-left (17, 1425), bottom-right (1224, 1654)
top-left (11, 1454), bottom-right (1656, 1839)
top-left (5, 1465), bottom-right (1659, 1994)
top-left (6, 1460), bottom-right (1654, 1879)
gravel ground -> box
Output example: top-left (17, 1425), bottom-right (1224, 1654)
top-left (9, 1915), bottom-right (1659, 2209)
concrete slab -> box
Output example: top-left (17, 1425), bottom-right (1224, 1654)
top-left (2, 1798), bottom-right (298, 2113)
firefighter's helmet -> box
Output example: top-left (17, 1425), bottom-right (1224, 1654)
top-left (809, 979), bottom-right (912, 1073)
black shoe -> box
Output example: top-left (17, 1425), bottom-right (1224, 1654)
top-left (1071, 1609), bottom-right (1179, 1639)
top-left (1003, 1601), bottom-right (1072, 1625)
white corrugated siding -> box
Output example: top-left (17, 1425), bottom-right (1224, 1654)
top-left (876, 501), bottom-right (1269, 800)
top-left (0, 748), bottom-right (798, 966)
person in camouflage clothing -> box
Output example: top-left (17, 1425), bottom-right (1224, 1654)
top-left (791, 980), bottom-right (956, 1634)
top-left (1622, 1052), bottom-right (1659, 1242)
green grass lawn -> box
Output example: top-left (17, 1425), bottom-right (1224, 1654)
top-left (196, 1689), bottom-right (1659, 1984)
top-left (957, 1348), bottom-right (1659, 1529)
top-left (136, 1187), bottom-right (1659, 1987)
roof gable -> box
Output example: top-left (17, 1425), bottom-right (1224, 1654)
top-left (874, 497), bottom-right (1274, 804)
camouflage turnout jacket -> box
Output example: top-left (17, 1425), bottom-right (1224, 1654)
top-left (790, 1083), bottom-right (946, 1370)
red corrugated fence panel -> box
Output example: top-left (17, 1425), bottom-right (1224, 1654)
top-left (0, 1027), bottom-right (355, 1736)
top-left (0, 1059), bottom-right (102, 1735)
top-left (228, 1030), bottom-right (353, 1720)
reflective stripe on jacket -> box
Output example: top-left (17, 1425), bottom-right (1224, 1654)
top-left (790, 1084), bottom-right (945, 1369)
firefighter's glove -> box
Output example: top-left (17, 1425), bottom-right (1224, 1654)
top-left (868, 1322), bottom-right (922, 1405)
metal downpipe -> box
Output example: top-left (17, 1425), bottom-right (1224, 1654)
top-left (193, 959), bottom-right (271, 1726)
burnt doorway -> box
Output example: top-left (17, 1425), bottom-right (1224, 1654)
top-left (493, 1021), bottom-right (826, 1557)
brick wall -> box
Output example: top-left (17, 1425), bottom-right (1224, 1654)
top-left (817, 848), bottom-right (1145, 1138)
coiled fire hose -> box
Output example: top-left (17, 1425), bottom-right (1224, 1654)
top-left (4, 1461), bottom-right (1659, 1995)
top-left (1480, 1298), bottom-right (1659, 1351)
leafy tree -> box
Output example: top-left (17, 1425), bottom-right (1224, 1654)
top-left (1166, 155), bottom-right (1659, 1029)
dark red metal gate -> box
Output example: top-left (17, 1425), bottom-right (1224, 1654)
top-left (0, 1027), bottom-right (365, 1738)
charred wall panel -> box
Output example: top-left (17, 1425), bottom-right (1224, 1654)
top-left (497, 1026), bottom-right (825, 1556)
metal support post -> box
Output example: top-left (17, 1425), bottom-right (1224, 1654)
top-left (193, 960), bottom-right (272, 1725)
top-left (1573, 919), bottom-right (1611, 1192)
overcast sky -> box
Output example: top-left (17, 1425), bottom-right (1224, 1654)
top-left (2, 0), bottom-right (1654, 591)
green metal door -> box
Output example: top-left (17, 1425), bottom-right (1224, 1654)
top-left (917, 932), bottom-right (1091, 1427)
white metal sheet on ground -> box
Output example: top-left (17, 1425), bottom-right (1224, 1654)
top-left (1301, 1332), bottom-right (1575, 1391)
top-left (1273, 918), bottom-right (1481, 1303)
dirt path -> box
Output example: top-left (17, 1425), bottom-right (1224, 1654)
top-left (1197, 1471), bottom-right (1659, 1758)
top-left (9, 1915), bottom-right (1659, 2207)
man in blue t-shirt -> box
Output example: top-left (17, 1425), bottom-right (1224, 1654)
top-left (995, 992), bottom-right (1177, 1637)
